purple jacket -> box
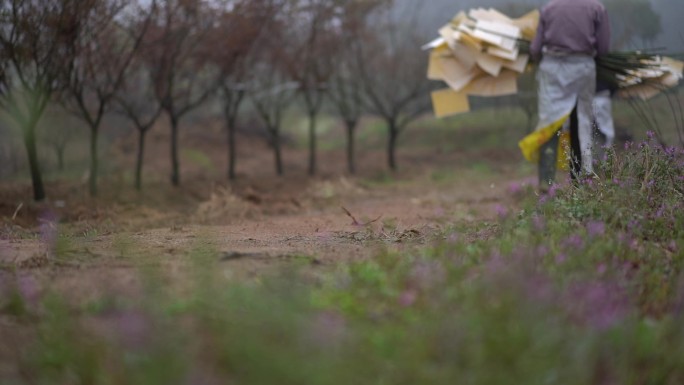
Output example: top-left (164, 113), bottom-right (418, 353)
top-left (530, 0), bottom-right (611, 60)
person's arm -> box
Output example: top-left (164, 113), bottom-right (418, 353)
top-left (530, 13), bottom-right (544, 62)
top-left (595, 6), bottom-right (611, 56)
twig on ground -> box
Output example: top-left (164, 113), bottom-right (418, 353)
top-left (341, 206), bottom-right (382, 227)
top-left (12, 203), bottom-right (23, 221)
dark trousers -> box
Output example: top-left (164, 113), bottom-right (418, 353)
top-left (569, 106), bottom-right (582, 180)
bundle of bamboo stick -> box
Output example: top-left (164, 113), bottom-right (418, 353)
top-left (596, 52), bottom-right (683, 100)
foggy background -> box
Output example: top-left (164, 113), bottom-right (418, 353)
top-left (397, 0), bottom-right (683, 53)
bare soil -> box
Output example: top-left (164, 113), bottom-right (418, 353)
top-left (0, 121), bottom-right (534, 290)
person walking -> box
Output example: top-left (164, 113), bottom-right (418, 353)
top-left (520, 0), bottom-right (611, 190)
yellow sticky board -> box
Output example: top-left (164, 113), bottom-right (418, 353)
top-left (512, 10), bottom-right (540, 41)
top-left (502, 54), bottom-right (529, 73)
top-left (469, 8), bottom-right (512, 23)
top-left (475, 51), bottom-right (504, 77)
top-left (463, 69), bottom-right (518, 96)
top-left (428, 51), bottom-right (445, 80)
top-left (440, 56), bottom-right (481, 92)
top-left (458, 28), bottom-right (483, 51)
top-left (432, 88), bottom-right (470, 118)
top-left (427, 44), bottom-right (450, 80)
top-left (451, 41), bottom-right (478, 70)
top-left (450, 11), bottom-right (468, 27)
top-left (439, 25), bottom-right (460, 50)
top-left (518, 114), bottom-right (569, 164)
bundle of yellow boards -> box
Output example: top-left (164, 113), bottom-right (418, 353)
top-left (423, 8), bottom-right (540, 118)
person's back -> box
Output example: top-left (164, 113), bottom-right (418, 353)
top-left (531, 0), bottom-right (610, 58)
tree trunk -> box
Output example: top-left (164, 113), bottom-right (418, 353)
top-left (227, 117), bottom-right (237, 180)
top-left (56, 145), bottom-right (65, 171)
top-left (135, 129), bottom-right (147, 191)
top-left (22, 120), bottom-right (46, 201)
top-left (273, 132), bottom-right (283, 176)
top-left (225, 90), bottom-right (245, 181)
top-left (170, 116), bottom-right (180, 186)
top-left (308, 111), bottom-right (317, 176)
top-left (346, 121), bottom-right (357, 174)
top-left (387, 120), bottom-right (398, 171)
top-left (88, 126), bottom-right (99, 196)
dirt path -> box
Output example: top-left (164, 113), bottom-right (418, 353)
top-left (1, 169), bottom-right (525, 280)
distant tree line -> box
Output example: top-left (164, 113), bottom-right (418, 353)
top-left (1, 0), bottom-right (665, 202)
top-left (0, 0), bottom-right (432, 201)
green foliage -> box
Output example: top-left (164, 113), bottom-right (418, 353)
top-left (181, 148), bottom-right (214, 171)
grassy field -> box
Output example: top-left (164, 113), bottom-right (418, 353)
top-left (2, 120), bottom-right (684, 383)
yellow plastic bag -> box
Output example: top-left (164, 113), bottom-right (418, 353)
top-left (518, 114), bottom-right (570, 171)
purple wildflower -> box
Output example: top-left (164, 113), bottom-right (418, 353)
top-left (596, 263), bottom-right (608, 275)
top-left (507, 182), bottom-right (521, 194)
top-left (556, 253), bottom-right (567, 264)
top-left (114, 310), bottom-right (151, 350)
top-left (629, 239), bottom-right (639, 251)
top-left (536, 245), bottom-right (549, 257)
top-left (17, 275), bottom-right (41, 306)
top-left (399, 290), bottom-right (417, 307)
top-left (562, 234), bottom-right (584, 250)
top-left (586, 221), bottom-right (606, 238)
top-left (668, 241), bottom-right (677, 253)
top-left (39, 210), bottom-right (59, 256)
top-left (565, 281), bottom-right (631, 330)
top-left (447, 233), bottom-right (460, 244)
top-left (409, 260), bottom-right (446, 290)
top-left (548, 184), bottom-right (559, 197)
top-left (525, 274), bottom-right (554, 302)
top-left (495, 204), bottom-right (509, 219)
top-left (307, 311), bottom-right (348, 350)
top-left (0, 272), bottom-right (12, 301)
top-left (532, 215), bottom-right (545, 231)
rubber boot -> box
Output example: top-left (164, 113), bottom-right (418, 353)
top-left (538, 133), bottom-right (559, 192)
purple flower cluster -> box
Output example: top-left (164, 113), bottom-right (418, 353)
top-left (564, 281), bottom-right (631, 330)
top-left (586, 221), bottom-right (606, 238)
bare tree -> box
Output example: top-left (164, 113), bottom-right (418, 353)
top-left (280, 0), bottom-right (340, 176)
top-left (250, 67), bottom-right (298, 176)
top-left (146, 0), bottom-right (218, 187)
top-left (329, 54), bottom-right (364, 174)
top-left (60, 0), bottom-right (151, 196)
top-left (0, 0), bottom-right (80, 201)
top-left (246, 0), bottom-right (297, 176)
top-left (327, 0), bottom-right (385, 174)
top-left (357, 4), bottom-right (432, 170)
top-left (39, 108), bottom-right (80, 172)
top-left (210, 0), bottom-right (277, 180)
top-left (114, 60), bottom-right (163, 191)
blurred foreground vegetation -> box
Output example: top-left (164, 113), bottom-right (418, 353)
top-left (2, 136), bottom-right (683, 384)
